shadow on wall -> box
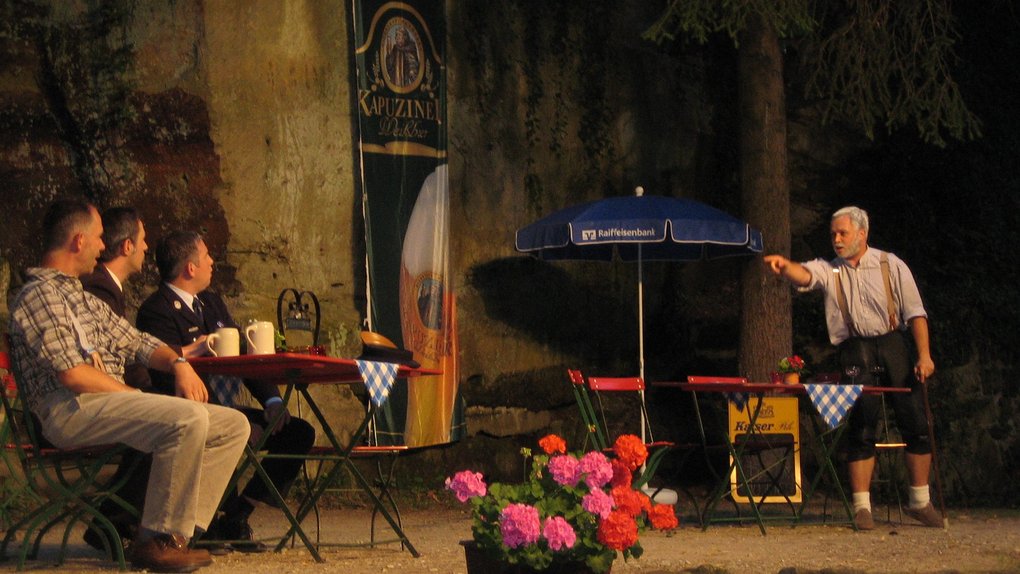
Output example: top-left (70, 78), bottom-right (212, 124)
top-left (468, 257), bottom-right (637, 371)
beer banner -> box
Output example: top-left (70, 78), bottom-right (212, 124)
top-left (350, 0), bottom-right (463, 446)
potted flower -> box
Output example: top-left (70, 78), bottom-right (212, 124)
top-left (445, 433), bottom-right (678, 574)
top-left (777, 354), bottom-right (807, 384)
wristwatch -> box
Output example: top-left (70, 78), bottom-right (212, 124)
top-left (173, 356), bottom-right (188, 365)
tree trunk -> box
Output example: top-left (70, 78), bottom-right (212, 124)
top-left (737, 14), bottom-right (792, 381)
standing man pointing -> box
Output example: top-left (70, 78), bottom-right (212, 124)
top-left (764, 206), bottom-right (939, 531)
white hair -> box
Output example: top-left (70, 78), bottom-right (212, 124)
top-left (832, 206), bottom-right (869, 231)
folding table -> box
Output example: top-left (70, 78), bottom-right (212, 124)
top-left (189, 353), bottom-right (439, 562)
top-left (653, 380), bottom-right (910, 534)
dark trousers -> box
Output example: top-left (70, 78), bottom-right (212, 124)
top-left (227, 406), bottom-right (316, 510)
top-left (839, 331), bottom-right (931, 461)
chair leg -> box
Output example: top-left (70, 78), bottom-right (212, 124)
top-left (17, 502), bottom-right (64, 568)
top-left (874, 447), bottom-right (905, 524)
top-left (368, 455), bottom-right (404, 550)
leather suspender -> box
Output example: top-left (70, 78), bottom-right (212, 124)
top-left (834, 252), bottom-right (899, 337)
top-left (880, 253), bottom-right (899, 330)
top-left (833, 269), bottom-right (856, 337)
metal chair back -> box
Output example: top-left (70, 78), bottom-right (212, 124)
top-left (585, 375), bottom-right (675, 490)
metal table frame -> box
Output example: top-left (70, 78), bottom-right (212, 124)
top-left (653, 381), bottom-right (910, 534)
top-left (190, 353), bottom-right (438, 562)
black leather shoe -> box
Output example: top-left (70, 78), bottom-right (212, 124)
top-left (83, 516), bottom-right (135, 559)
top-left (208, 515), bottom-right (267, 554)
top-left (190, 526), bottom-right (230, 556)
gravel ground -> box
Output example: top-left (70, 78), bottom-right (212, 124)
top-left (5, 505), bottom-right (1020, 573)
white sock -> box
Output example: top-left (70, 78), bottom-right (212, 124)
top-left (908, 485), bottom-right (930, 509)
top-left (852, 491), bottom-right (871, 513)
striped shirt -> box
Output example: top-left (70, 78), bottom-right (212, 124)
top-left (7, 267), bottom-right (163, 413)
top-left (800, 247), bottom-right (927, 346)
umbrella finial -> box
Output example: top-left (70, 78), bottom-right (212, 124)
top-left (635, 186), bottom-right (644, 197)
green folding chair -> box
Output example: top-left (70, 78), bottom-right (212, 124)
top-left (566, 369), bottom-right (601, 451)
top-left (0, 351), bottom-right (139, 570)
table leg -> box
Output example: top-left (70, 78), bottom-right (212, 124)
top-left (699, 395), bottom-right (769, 535)
top-left (798, 419), bottom-right (854, 527)
top-left (209, 383), bottom-right (325, 562)
top-left (278, 387), bottom-right (420, 557)
top-left (244, 442), bottom-right (323, 560)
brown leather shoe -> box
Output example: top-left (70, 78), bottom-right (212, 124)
top-left (904, 503), bottom-right (944, 528)
top-left (854, 508), bottom-right (875, 531)
top-left (130, 533), bottom-right (213, 573)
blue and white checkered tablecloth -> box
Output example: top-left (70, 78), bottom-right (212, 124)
top-left (210, 374), bottom-right (243, 407)
top-left (356, 360), bottom-right (399, 407)
top-left (804, 384), bottom-right (863, 429)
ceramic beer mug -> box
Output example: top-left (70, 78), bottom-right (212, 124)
top-left (245, 321), bottom-right (276, 355)
top-left (205, 327), bottom-right (240, 357)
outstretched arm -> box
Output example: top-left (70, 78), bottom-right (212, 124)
top-left (763, 255), bottom-right (812, 287)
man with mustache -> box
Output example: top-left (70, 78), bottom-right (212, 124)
top-left (764, 205), bottom-right (939, 531)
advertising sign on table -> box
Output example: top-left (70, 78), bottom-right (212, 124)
top-left (350, 0), bottom-right (462, 447)
top-left (728, 396), bottom-right (802, 504)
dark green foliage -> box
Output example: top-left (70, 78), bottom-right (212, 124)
top-left (800, 0), bottom-right (981, 146)
top-left (645, 0), bottom-right (980, 147)
top-left (453, 0), bottom-right (615, 211)
top-left (643, 0), bottom-right (814, 45)
top-left (7, 0), bottom-right (138, 204)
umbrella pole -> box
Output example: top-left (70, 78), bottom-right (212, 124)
top-left (638, 244), bottom-right (645, 382)
top-left (638, 244), bottom-right (647, 444)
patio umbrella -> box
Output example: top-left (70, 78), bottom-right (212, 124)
top-left (515, 186), bottom-right (763, 385)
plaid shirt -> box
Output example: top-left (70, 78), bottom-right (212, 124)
top-left (7, 267), bottom-right (163, 414)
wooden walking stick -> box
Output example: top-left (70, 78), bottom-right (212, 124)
top-left (921, 380), bottom-right (949, 529)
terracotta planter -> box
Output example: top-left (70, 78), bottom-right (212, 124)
top-left (782, 372), bottom-right (800, 384)
top-left (460, 540), bottom-right (610, 574)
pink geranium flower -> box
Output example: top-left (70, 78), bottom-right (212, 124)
top-left (581, 488), bottom-right (614, 519)
top-left (499, 503), bottom-right (541, 549)
top-left (444, 470), bottom-right (487, 502)
top-left (542, 516), bottom-right (577, 551)
top-left (548, 454), bottom-right (581, 486)
top-left (579, 451), bottom-right (613, 488)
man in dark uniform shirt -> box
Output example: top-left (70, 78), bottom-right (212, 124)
top-left (137, 231), bottom-right (315, 553)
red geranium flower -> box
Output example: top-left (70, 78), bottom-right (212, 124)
top-left (612, 434), bottom-right (648, 471)
top-left (538, 434), bottom-right (567, 455)
top-left (596, 510), bottom-right (639, 551)
top-left (611, 485), bottom-right (651, 517)
top-left (648, 504), bottom-right (679, 530)
top-left (609, 459), bottom-right (632, 488)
